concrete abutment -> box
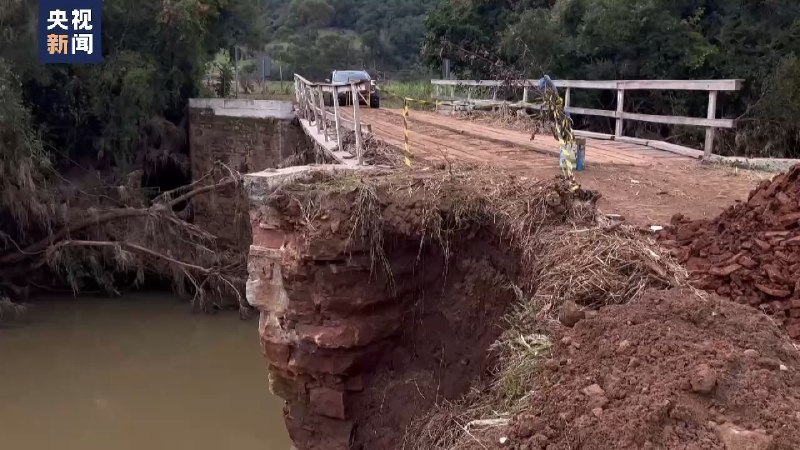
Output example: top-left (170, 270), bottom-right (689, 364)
top-left (188, 99), bottom-right (315, 248)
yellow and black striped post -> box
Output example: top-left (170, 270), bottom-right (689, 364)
top-left (541, 87), bottom-right (578, 190)
top-left (402, 98), bottom-right (412, 167)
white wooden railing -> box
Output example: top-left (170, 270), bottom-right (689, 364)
top-left (432, 79), bottom-right (743, 158)
top-left (294, 74), bottom-right (372, 165)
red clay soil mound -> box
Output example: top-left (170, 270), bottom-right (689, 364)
top-left (658, 165), bottom-right (800, 337)
top-left (506, 288), bottom-right (800, 450)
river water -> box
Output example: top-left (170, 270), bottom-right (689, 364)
top-left (0, 294), bottom-right (291, 450)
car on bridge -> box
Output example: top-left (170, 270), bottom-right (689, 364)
top-left (324, 70), bottom-right (380, 109)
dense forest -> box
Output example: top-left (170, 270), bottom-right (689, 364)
top-left (422, 0), bottom-right (800, 157)
top-left (259, 0), bottom-right (439, 79)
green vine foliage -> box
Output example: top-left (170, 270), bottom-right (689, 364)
top-left (0, 60), bottom-right (55, 236)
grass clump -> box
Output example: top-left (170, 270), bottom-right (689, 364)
top-left (531, 219), bottom-right (688, 312)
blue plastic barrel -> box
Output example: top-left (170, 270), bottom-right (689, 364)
top-left (576, 141), bottom-right (585, 171)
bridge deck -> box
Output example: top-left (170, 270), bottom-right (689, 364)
top-left (298, 117), bottom-right (360, 166)
top-left (362, 108), bottom-right (686, 169)
top-left (359, 108), bottom-right (771, 227)
top-left (292, 102), bottom-right (771, 226)
top-left (290, 69), bottom-right (778, 227)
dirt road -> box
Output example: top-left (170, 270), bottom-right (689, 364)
top-left (362, 108), bottom-right (772, 227)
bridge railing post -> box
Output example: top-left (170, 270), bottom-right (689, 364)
top-left (350, 82), bottom-right (363, 165)
top-left (306, 84), bottom-right (312, 119)
top-left (615, 88), bottom-right (625, 137)
top-left (332, 85), bottom-right (343, 152)
top-left (294, 80), bottom-right (301, 112)
top-left (300, 83), bottom-right (307, 118)
top-left (316, 86), bottom-right (327, 140)
top-left (704, 90), bottom-right (719, 158)
top-left (307, 85), bottom-right (313, 119)
top-left (309, 86), bottom-right (320, 131)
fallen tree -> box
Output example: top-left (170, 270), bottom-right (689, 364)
top-left (0, 163), bottom-right (249, 318)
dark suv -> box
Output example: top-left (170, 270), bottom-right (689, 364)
top-left (326, 70), bottom-right (379, 108)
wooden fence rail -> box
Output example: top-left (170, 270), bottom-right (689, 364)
top-left (294, 74), bottom-right (372, 165)
top-left (431, 78), bottom-right (743, 158)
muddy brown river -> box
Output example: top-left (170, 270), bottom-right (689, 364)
top-left (0, 294), bottom-right (290, 450)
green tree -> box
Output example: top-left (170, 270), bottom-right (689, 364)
top-left (2, 0), bottom-right (260, 165)
top-left (265, 0), bottom-right (438, 77)
top-left (423, 0), bottom-right (515, 73)
top-left (285, 0), bottom-right (334, 29)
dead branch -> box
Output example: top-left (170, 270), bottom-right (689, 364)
top-left (164, 177), bottom-right (236, 209)
top-left (0, 176), bottom-right (237, 266)
top-left (153, 171), bottom-right (213, 204)
top-left (0, 208), bottom-right (150, 265)
top-left (45, 240), bottom-right (214, 274)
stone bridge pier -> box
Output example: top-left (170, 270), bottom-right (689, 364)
top-left (189, 98), bottom-right (373, 449)
top-left (244, 166), bottom-right (381, 450)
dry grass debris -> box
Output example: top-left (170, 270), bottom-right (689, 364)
top-left (340, 130), bottom-right (404, 167)
top-left (532, 218), bottom-right (688, 312)
top-left (456, 108), bottom-right (542, 138)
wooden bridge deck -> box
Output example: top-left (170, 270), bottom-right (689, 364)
top-left (290, 74), bottom-right (782, 227)
top-left (361, 108), bottom-right (688, 169)
top-left (291, 101), bottom-right (771, 227)
top-left (358, 108), bottom-right (773, 227)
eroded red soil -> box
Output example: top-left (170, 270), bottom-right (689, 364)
top-left (504, 289), bottom-right (800, 450)
top-left (660, 165), bottom-right (800, 336)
